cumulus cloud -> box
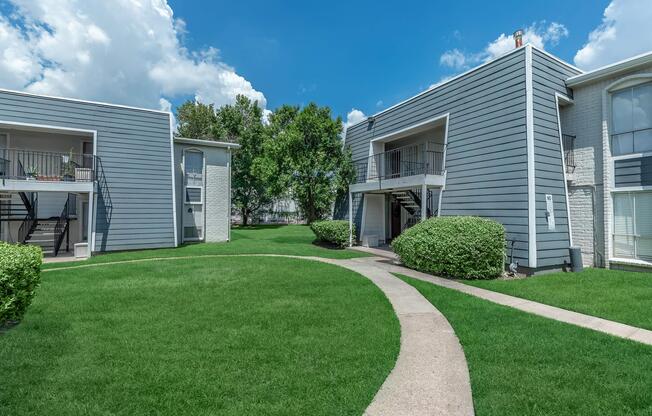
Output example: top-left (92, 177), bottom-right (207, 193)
top-left (0, 0), bottom-right (266, 111)
top-left (344, 109), bottom-right (366, 129)
top-left (574, 0), bottom-right (652, 70)
top-left (439, 21), bottom-right (569, 71)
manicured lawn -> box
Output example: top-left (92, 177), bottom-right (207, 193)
top-left (400, 274), bottom-right (652, 416)
top-left (44, 225), bottom-right (368, 270)
top-left (464, 268), bottom-right (652, 330)
top-left (1, 256), bottom-right (399, 415)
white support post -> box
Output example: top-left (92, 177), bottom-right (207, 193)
top-left (87, 190), bottom-right (94, 256)
top-left (348, 191), bottom-right (353, 246)
top-left (421, 183), bottom-right (427, 221)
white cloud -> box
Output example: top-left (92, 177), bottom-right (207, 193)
top-left (574, 0), bottom-right (652, 70)
top-left (343, 108), bottom-right (366, 132)
top-left (0, 0), bottom-right (266, 111)
top-left (440, 21), bottom-right (569, 71)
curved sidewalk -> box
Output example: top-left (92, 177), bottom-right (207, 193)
top-left (45, 254), bottom-right (476, 416)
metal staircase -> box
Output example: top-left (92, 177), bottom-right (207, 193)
top-left (390, 188), bottom-right (438, 231)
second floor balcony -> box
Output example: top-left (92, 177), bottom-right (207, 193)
top-left (0, 148), bottom-right (99, 184)
top-left (351, 144), bottom-right (445, 192)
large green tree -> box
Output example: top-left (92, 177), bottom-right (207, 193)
top-left (258, 103), bottom-right (354, 223)
top-left (175, 101), bottom-right (217, 139)
top-left (214, 95), bottom-right (270, 225)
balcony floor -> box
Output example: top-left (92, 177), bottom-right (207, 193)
top-left (0, 178), bottom-right (95, 193)
top-left (349, 173), bottom-right (445, 193)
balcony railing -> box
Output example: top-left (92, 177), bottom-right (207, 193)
top-left (353, 144), bottom-right (444, 184)
top-left (0, 148), bottom-right (98, 182)
top-left (562, 134), bottom-right (576, 173)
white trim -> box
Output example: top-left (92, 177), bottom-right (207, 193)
top-left (567, 51), bottom-right (652, 87)
top-left (369, 113), bottom-right (449, 143)
top-left (169, 114), bottom-right (179, 247)
top-left (347, 46), bottom-right (528, 130)
top-left (348, 190), bottom-right (353, 246)
top-left (609, 257), bottom-right (652, 268)
top-left (611, 152), bottom-right (652, 161)
top-left (90, 190), bottom-right (97, 253)
top-left (421, 183), bottom-right (427, 221)
top-left (174, 137), bottom-right (241, 149)
top-left (525, 45), bottom-right (537, 268)
top-left (532, 46), bottom-right (584, 74)
top-left (602, 80), bottom-right (614, 266)
top-left (181, 148), bottom-right (206, 243)
top-left (554, 93), bottom-right (573, 246)
top-left (0, 87), bottom-right (170, 115)
top-left (0, 119), bottom-right (96, 136)
top-left (227, 148), bottom-right (232, 242)
top-left (611, 186), bottom-right (652, 192)
top-left (360, 194), bottom-right (367, 243)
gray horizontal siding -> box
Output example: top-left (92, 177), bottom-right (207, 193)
top-left (531, 49), bottom-right (582, 267)
top-left (0, 90), bottom-right (175, 252)
top-left (614, 157), bottom-right (652, 187)
top-left (342, 49), bottom-right (533, 266)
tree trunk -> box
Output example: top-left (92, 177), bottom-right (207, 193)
top-left (242, 207), bottom-right (249, 226)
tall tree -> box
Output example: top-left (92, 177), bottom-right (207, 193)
top-left (258, 103), bottom-right (354, 223)
top-left (175, 101), bottom-right (217, 139)
top-left (215, 95), bottom-right (270, 225)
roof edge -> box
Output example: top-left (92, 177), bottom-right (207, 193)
top-left (346, 44), bottom-right (529, 131)
top-left (567, 50), bottom-right (652, 87)
top-left (174, 137), bottom-right (241, 149)
top-left (0, 87), bottom-right (170, 115)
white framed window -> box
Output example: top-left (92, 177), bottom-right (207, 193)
top-left (185, 185), bottom-right (203, 204)
top-left (613, 191), bottom-right (652, 262)
top-left (611, 82), bottom-right (652, 156)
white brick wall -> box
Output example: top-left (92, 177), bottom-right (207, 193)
top-left (205, 164), bottom-right (229, 242)
top-left (560, 63), bottom-right (652, 267)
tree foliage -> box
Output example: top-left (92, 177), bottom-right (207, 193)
top-left (258, 103), bottom-right (354, 223)
top-left (176, 101), bottom-right (217, 139)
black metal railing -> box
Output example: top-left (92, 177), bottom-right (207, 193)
top-left (53, 193), bottom-right (75, 256)
top-left (0, 148), bottom-right (98, 182)
top-left (17, 194), bottom-right (37, 244)
top-left (562, 134), bottom-right (576, 173)
top-left (353, 144), bottom-right (444, 184)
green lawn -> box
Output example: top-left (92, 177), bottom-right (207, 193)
top-left (400, 274), bottom-right (652, 416)
top-left (464, 268), bottom-right (652, 330)
top-left (44, 225), bottom-right (368, 270)
top-left (1, 256), bottom-right (399, 415)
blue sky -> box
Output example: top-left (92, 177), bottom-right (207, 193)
top-left (0, 0), bottom-right (649, 126)
top-left (169, 0), bottom-right (611, 120)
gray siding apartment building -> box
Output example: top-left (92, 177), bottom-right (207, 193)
top-left (0, 89), bottom-right (236, 258)
top-left (338, 38), bottom-right (652, 273)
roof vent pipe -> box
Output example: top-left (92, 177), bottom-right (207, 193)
top-left (513, 29), bottom-right (524, 48)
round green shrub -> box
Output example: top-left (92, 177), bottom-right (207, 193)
top-left (0, 242), bottom-right (43, 325)
top-left (310, 220), bottom-right (354, 248)
top-left (391, 216), bottom-right (505, 279)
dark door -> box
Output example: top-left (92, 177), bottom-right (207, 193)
top-left (390, 199), bottom-right (402, 239)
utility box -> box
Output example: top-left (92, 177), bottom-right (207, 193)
top-left (362, 235), bottom-right (379, 248)
top-left (74, 242), bottom-right (89, 258)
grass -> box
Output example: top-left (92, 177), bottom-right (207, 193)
top-left (463, 268), bottom-right (652, 330)
top-left (400, 274), bottom-right (652, 416)
top-left (1, 256), bottom-right (400, 415)
top-left (44, 225), bottom-right (368, 270)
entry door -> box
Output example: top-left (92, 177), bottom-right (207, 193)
top-left (182, 150), bottom-right (204, 242)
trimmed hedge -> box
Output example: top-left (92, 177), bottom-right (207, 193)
top-left (391, 216), bottom-right (505, 279)
top-left (310, 220), bottom-right (353, 248)
top-left (0, 243), bottom-right (43, 325)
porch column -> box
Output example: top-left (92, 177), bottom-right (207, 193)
top-left (348, 190), bottom-right (353, 247)
top-left (87, 190), bottom-right (94, 256)
top-left (421, 183), bottom-right (427, 221)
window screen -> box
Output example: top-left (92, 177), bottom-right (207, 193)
top-left (184, 150), bottom-right (203, 175)
top-left (611, 83), bottom-right (652, 155)
top-left (613, 192), bottom-right (652, 261)
top-left (185, 187), bottom-right (202, 203)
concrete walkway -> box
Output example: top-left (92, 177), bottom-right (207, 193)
top-left (355, 256), bottom-right (652, 346)
top-left (44, 253), bottom-right (476, 416)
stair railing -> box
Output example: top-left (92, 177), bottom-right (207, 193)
top-left (53, 193), bottom-right (74, 256)
top-left (17, 194), bottom-right (37, 244)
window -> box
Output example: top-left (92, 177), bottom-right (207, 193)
top-left (184, 150), bottom-right (203, 176)
top-left (611, 83), bottom-right (652, 156)
top-left (613, 192), bottom-right (652, 262)
top-left (185, 186), bottom-right (202, 203)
